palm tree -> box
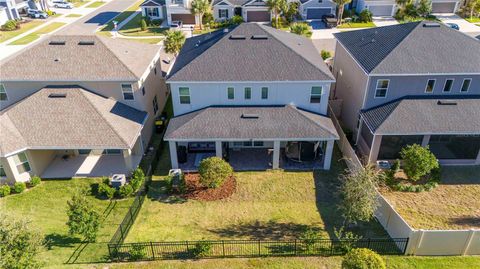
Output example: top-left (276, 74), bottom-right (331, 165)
top-left (190, 0), bottom-right (211, 30)
top-left (266, 0), bottom-right (287, 28)
top-left (333, 0), bottom-right (352, 25)
top-left (164, 30), bottom-right (186, 57)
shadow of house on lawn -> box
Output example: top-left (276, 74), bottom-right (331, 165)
top-left (439, 166), bottom-right (480, 185)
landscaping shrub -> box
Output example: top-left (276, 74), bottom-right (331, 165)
top-left (191, 241), bottom-right (212, 258)
top-left (13, 182), bottom-right (26, 193)
top-left (198, 157), bottom-right (233, 188)
top-left (149, 19), bottom-right (162, 26)
top-left (299, 228), bottom-right (320, 252)
top-left (343, 9), bottom-right (353, 19)
top-left (417, 0), bottom-right (432, 17)
top-left (334, 227), bottom-right (363, 252)
top-left (46, 10), bottom-right (56, 16)
top-left (391, 159), bottom-right (401, 173)
top-left (130, 167), bottom-right (145, 192)
top-left (321, 50), bottom-right (332, 60)
top-left (98, 182), bottom-right (115, 199)
top-left (400, 144), bottom-right (439, 181)
top-left (289, 22), bottom-right (312, 38)
top-left (202, 12), bottom-right (214, 25)
top-left (231, 15), bottom-right (244, 25)
top-left (118, 184), bottom-right (134, 198)
top-left (29, 176), bottom-right (41, 187)
top-left (0, 185), bottom-right (11, 197)
top-left (342, 248), bottom-right (386, 269)
top-left (130, 244), bottom-right (146, 261)
top-left (140, 18), bottom-right (147, 31)
top-left (358, 9), bottom-right (373, 22)
top-left (1, 20), bottom-right (18, 31)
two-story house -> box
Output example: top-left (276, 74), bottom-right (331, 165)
top-left (0, 0), bottom-right (36, 25)
top-left (164, 23), bottom-right (339, 171)
top-left (332, 21), bottom-right (480, 165)
top-left (0, 35), bottom-right (168, 183)
top-left (164, 0), bottom-right (197, 25)
top-left (350, 0), bottom-right (460, 16)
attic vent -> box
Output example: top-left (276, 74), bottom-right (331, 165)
top-left (251, 35), bottom-right (268, 40)
top-left (241, 113), bottom-right (259, 119)
top-left (49, 41), bottom-right (66, 45)
top-left (78, 40), bottom-right (95, 45)
top-left (423, 22), bottom-right (440, 28)
top-left (48, 93), bottom-right (67, 98)
top-left (437, 100), bottom-right (457, 106)
top-left (230, 35), bottom-right (246, 40)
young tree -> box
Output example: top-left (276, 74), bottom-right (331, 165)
top-left (333, 0), bottom-right (353, 25)
top-left (465, 0), bottom-right (480, 19)
top-left (266, 0), bottom-right (287, 28)
top-left (164, 30), bottom-right (186, 57)
top-left (190, 0), bottom-right (211, 30)
top-left (0, 214), bottom-right (44, 269)
top-left (417, 0), bottom-right (432, 17)
top-left (338, 164), bottom-right (381, 227)
top-left (400, 144), bottom-right (439, 181)
top-left (281, 1), bottom-right (299, 23)
top-left (66, 190), bottom-right (101, 242)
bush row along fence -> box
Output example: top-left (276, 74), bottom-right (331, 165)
top-left (108, 238), bottom-right (409, 262)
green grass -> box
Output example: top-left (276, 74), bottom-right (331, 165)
top-left (465, 17), bottom-right (480, 23)
top-left (337, 22), bottom-right (376, 29)
top-left (99, 0), bottom-right (144, 32)
top-left (118, 13), bottom-right (167, 36)
top-left (0, 178), bottom-right (134, 267)
top-left (85, 1), bottom-right (105, 8)
top-left (66, 13), bottom-right (83, 18)
top-left (0, 20), bottom-right (45, 43)
top-left (9, 22), bottom-right (66, 45)
top-left (70, 0), bottom-right (90, 7)
top-left (125, 147), bottom-right (388, 242)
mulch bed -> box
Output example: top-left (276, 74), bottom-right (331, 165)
top-left (182, 173), bottom-right (236, 201)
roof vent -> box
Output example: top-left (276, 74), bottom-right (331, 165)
top-left (251, 35), bottom-right (268, 40)
top-left (423, 22), bottom-right (440, 28)
top-left (241, 113), bottom-right (259, 119)
top-left (437, 100), bottom-right (457, 106)
top-left (230, 35), bottom-right (246, 40)
top-left (78, 40), bottom-right (95, 45)
top-left (54, 58), bottom-right (60, 62)
top-left (49, 93), bottom-right (67, 98)
top-left (49, 41), bottom-right (65, 45)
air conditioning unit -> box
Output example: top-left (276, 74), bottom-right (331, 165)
top-left (110, 174), bottom-right (126, 189)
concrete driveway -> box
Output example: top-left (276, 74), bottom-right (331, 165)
top-left (373, 17), bottom-right (399, 27)
top-left (435, 13), bottom-right (480, 33)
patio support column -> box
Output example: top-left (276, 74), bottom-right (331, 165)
top-left (272, 140), bottom-right (280, 169)
top-left (421, 135), bottom-right (431, 147)
top-left (123, 149), bottom-right (134, 172)
top-left (169, 141), bottom-right (178, 169)
top-left (368, 135), bottom-right (382, 163)
top-left (2, 156), bottom-right (20, 183)
top-left (323, 140), bottom-right (334, 170)
top-left (476, 149), bottom-right (480, 165)
top-left (215, 141), bottom-right (222, 158)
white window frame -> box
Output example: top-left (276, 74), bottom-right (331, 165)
top-left (425, 79), bottom-right (435, 93)
top-left (219, 8), bottom-right (228, 18)
top-left (13, 152), bottom-right (31, 174)
top-left (121, 83), bottom-right (134, 100)
top-left (374, 79), bottom-right (389, 98)
top-left (461, 78), bottom-right (472, 93)
top-left (310, 86), bottom-right (323, 103)
top-left (0, 83), bottom-right (7, 101)
top-left (146, 7), bottom-right (159, 17)
top-left (227, 87), bottom-right (235, 100)
top-left (261, 87), bottom-right (268, 99)
top-left (443, 79), bottom-right (454, 92)
top-left (179, 87), bottom-right (190, 104)
top-left (244, 87), bottom-right (251, 100)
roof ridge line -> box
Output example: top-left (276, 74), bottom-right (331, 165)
top-left (97, 37), bottom-right (140, 80)
top-left (291, 105), bottom-right (338, 138)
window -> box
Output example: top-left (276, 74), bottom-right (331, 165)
top-left (142, 87), bottom-right (146, 96)
top-left (425, 79), bottom-right (435, 93)
top-left (0, 84), bottom-right (7, 101)
top-left (103, 149), bottom-right (121, 155)
top-left (153, 95), bottom-right (159, 114)
top-left (310, 86), bottom-right (322, 103)
top-left (179, 87), bottom-right (190, 104)
top-left (78, 149), bottom-right (91, 155)
top-left (253, 141), bottom-right (264, 147)
top-left (146, 7), bottom-right (159, 17)
top-left (244, 87), bottom-right (251, 99)
top-left (461, 79), bottom-right (471, 92)
top-left (0, 164), bottom-right (6, 177)
top-left (154, 67), bottom-right (157, 75)
top-left (121, 84), bottom-right (134, 100)
top-left (174, 0), bottom-right (183, 4)
top-left (219, 9), bottom-right (228, 18)
top-left (375, 80), bottom-right (389, 98)
top-left (261, 87), bottom-right (268, 99)
top-left (443, 79), bottom-right (454, 92)
top-left (227, 87), bottom-right (235, 100)
top-left (13, 152), bottom-right (31, 174)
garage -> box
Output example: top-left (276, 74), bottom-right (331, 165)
top-left (306, 8), bottom-right (332, 20)
top-left (367, 5), bottom-right (394, 16)
top-left (432, 2), bottom-right (456, 13)
top-left (171, 13), bottom-right (195, 24)
top-left (246, 11), bottom-right (270, 22)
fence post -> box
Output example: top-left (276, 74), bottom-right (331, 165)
top-left (150, 241), bottom-right (155, 260)
top-left (186, 241), bottom-right (190, 254)
top-left (294, 239), bottom-right (297, 255)
top-left (222, 240), bottom-right (225, 257)
top-left (258, 240), bottom-right (261, 256)
top-left (367, 238), bottom-right (371, 249)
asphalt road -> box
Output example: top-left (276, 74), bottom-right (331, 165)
top-left (57, 0), bottom-right (137, 35)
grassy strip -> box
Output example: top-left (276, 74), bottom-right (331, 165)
top-left (66, 13), bottom-right (83, 18)
top-left (337, 22), bottom-right (376, 29)
top-left (465, 17), bottom-right (480, 23)
top-left (118, 13), bottom-right (167, 36)
top-left (71, 0), bottom-right (91, 7)
top-left (85, 1), bottom-right (105, 8)
top-left (9, 22), bottom-right (66, 45)
top-left (99, 0), bottom-right (144, 32)
top-left (0, 20), bottom-right (44, 43)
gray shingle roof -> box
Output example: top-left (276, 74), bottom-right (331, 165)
top-left (168, 23), bottom-right (334, 82)
top-left (0, 35), bottom-right (160, 81)
top-left (361, 96), bottom-right (480, 135)
top-left (164, 105), bottom-right (339, 141)
top-left (140, 0), bottom-right (165, 6)
top-left (0, 87), bottom-right (147, 157)
top-left (334, 21), bottom-right (480, 74)
top-left (213, 0), bottom-right (259, 6)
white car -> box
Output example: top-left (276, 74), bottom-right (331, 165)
top-left (52, 1), bottom-right (74, 9)
top-left (27, 9), bottom-right (49, 19)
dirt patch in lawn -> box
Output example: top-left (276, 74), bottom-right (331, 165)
top-left (183, 173), bottom-right (236, 201)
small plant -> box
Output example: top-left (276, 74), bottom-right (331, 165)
top-left (321, 50), bottom-right (332, 60)
top-left (130, 167), bottom-right (145, 192)
top-left (391, 159), bottom-right (401, 173)
top-left (198, 157), bottom-right (233, 189)
top-left (400, 144), bottom-right (439, 181)
top-left (46, 10), bottom-right (56, 16)
top-left (191, 241), bottom-right (212, 258)
top-left (130, 244), bottom-right (146, 261)
top-left (334, 227), bottom-right (363, 252)
top-left (30, 176), bottom-right (41, 187)
top-left (1, 20), bottom-right (18, 31)
top-left (118, 184), bottom-right (134, 198)
top-left (299, 228), bottom-right (320, 252)
top-left (231, 15), bottom-right (244, 24)
top-left (13, 182), bottom-right (26, 193)
top-left (289, 22), bottom-right (312, 38)
top-left (0, 185), bottom-right (11, 197)
top-left (341, 248), bottom-right (386, 269)
top-left (140, 18), bottom-right (147, 31)
top-left (98, 182), bottom-right (115, 199)
top-left (358, 9), bottom-right (373, 22)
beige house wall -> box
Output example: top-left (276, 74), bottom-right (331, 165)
top-left (26, 150), bottom-right (56, 177)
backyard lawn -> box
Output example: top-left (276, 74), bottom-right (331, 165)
top-left (337, 22), bottom-right (376, 29)
top-left (9, 22), bottom-right (66, 45)
top-left (118, 13), bottom-right (167, 37)
top-left (0, 178), bottom-right (134, 268)
top-left (0, 20), bottom-right (44, 43)
top-left (381, 166), bottom-right (480, 230)
top-left (125, 146), bottom-right (388, 243)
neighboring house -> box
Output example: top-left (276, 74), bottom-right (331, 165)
top-left (298, 0), bottom-right (336, 20)
top-left (0, 0), bottom-right (33, 23)
top-left (140, 0), bottom-right (166, 20)
top-left (429, 0), bottom-right (461, 13)
top-left (0, 35), bottom-right (168, 183)
top-left (164, 23), bottom-right (339, 172)
top-left (351, 0), bottom-right (460, 16)
top-left (164, 0), bottom-right (197, 25)
top-left (212, 0), bottom-right (272, 22)
top-left (332, 21), bottom-right (480, 165)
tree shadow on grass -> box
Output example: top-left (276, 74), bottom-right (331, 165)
top-left (448, 216), bottom-right (480, 229)
top-left (45, 233), bottom-right (82, 250)
top-left (146, 179), bottom-right (187, 204)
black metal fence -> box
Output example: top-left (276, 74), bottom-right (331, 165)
top-left (108, 238), bottom-right (409, 262)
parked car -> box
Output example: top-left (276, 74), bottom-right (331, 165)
top-left (446, 23), bottom-right (460, 30)
top-left (52, 1), bottom-right (74, 9)
top-left (27, 9), bottom-right (49, 19)
top-left (170, 20), bottom-right (183, 29)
